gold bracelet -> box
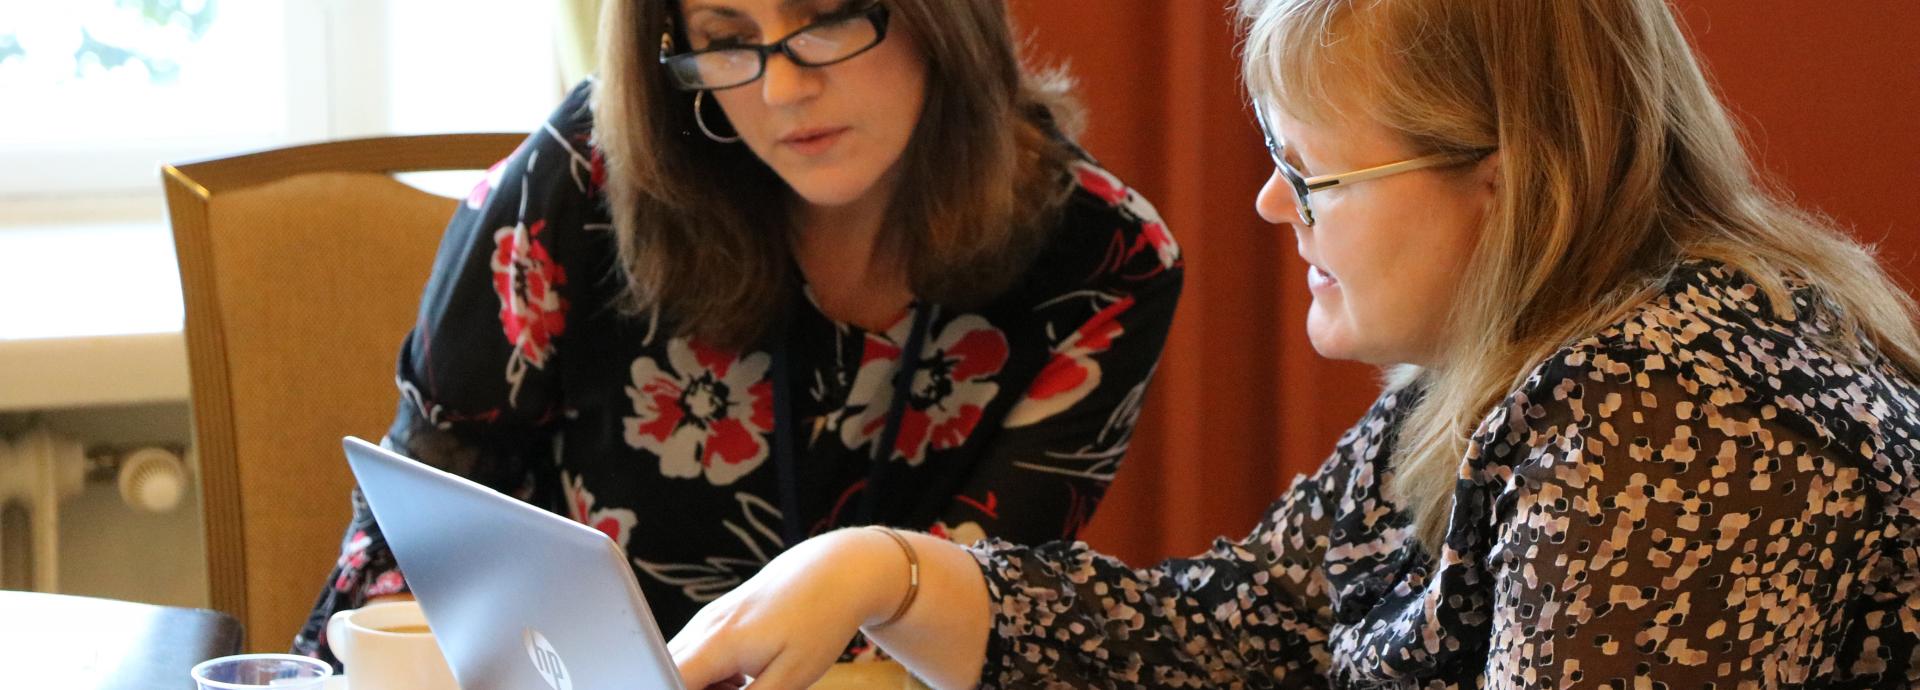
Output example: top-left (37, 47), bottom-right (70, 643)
top-left (865, 526), bottom-right (920, 628)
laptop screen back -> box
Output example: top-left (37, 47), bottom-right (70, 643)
top-left (342, 436), bottom-right (687, 690)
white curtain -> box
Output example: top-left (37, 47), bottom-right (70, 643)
top-left (555, 0), bottom-right (604, 87)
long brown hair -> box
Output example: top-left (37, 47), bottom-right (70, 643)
top-left (595, 0), bottom-right (1085, 350)
top-left (1238, 0), bottom-right (1920, 547)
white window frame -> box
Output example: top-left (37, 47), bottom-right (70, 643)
top-left (0, 0), bottom-right (559, 229)
top-left (0, 0), bottom-right (395, 216)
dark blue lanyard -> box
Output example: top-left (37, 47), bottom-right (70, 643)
top-left (771, 305), bottom-right (932, 546)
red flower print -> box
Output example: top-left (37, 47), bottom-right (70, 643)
top-left (332, 530), bottom-right (374, 592)
top-left (840, 314), bottom-right (1009, 466)
top-left (589, 146), bottom-right (607, 193)
top-left (466, 156), bottom-right (510, 210)
top-left (565, 472), bottom-right (638, 549)
top-left (1140, 219), bottom-right (1180, 270)
top-left (340, 531), bottom-right (372, 568)
top-left (491, 219), bottom-right (569, 404)
top-left (1077, 162), bottom-right (1181, 273)
top-left (1006, 296), bottom-right (1134, 428)
top-left (623, 338), bottom-right (775, 485)
top-left (366, 571), bottom-right (407, 598)
top-left (1076, 163), bottom-right (1129, 206)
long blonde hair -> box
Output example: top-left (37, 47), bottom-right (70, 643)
top-left (1238, 0), bottom-right (1920, 547)
top-left (595, 0), bottom-right (1085, 350)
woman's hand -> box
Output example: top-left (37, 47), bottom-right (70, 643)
top-left (670, 528), bottom-right (907, 690)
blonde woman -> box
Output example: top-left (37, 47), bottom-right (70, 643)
top-left (667, 0), bottom-right (1920, 687)
top-left (294, 0), bottom-right (1184, 669)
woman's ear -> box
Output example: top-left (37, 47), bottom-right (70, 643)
top-left (1463, 149), bottom-right (1501, 214)
top-left (1475, 150), bottom-right (1502, 195)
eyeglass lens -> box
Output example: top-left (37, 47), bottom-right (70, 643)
top-left (669, 9), bottom-right (881, 90)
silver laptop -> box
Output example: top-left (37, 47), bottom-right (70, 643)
top-left (342, 436), bottom-right (688, 690)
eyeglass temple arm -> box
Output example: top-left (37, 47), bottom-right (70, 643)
top-left (1300, 152), bottom-right (1476, 191)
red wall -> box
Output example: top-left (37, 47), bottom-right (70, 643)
top-left (1009, 1), bottom-right (1920, 272)
top-left (1676, 1), bottom-right (1920, 280)
top-left (1007, 1), bottom-right (1920, 562)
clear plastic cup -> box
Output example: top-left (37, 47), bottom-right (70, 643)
top-left (190, 653), bottom-right (333, 689)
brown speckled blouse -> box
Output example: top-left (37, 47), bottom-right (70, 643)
top-left (971, 260), bottom-right (1920, 688)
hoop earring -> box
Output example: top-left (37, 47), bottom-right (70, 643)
top-left (693, 91), bottom-right (741, 144)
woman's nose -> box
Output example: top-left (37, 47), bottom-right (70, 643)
top-left (1255, 169), bottom-right (1306, 228)
top-left (760, 52), bottom-right (822, 107)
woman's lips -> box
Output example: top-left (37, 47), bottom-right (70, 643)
top-left (1307, 264), bottom-right (1339, 292)
top-left (779, 126), bottom-right (849, 156)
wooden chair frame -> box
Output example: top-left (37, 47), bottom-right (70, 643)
top-left (163, 133), bottom-right (523, 647)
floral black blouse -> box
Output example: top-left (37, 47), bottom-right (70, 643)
top-left (293, 81), bottom-right (1184, 665)
top-left (972, 260), bottom-right (1920, 688)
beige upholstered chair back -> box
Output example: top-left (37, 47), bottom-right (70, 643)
top-left (163, 134), bottom-right (522, 652)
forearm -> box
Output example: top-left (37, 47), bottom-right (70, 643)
top-left (855, 530), bottom-right (993, 690)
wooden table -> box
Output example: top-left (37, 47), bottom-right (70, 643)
top-left (0, 590), bottom-right (241, 690)
top-left (318, 659), bottom-right (930, 689)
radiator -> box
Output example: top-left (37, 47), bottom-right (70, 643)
top-left (0, 429), bottom-right (87, 592)
top-left (0, 428), bottom-right (189, 592)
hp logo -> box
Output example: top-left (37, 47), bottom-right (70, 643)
top-left (524, 628), bottom-right (574, 690)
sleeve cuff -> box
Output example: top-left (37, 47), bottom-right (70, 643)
top-left (966, 538), bottom-right (1024, 690)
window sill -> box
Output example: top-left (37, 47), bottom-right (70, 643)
top-left (0, 214), bottom-right (189, 411)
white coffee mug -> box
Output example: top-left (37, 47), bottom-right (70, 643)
top-left (325, 601), bottom-right (458, 690)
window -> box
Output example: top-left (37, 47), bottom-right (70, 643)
top-left (0, 0), bottom-right (563, 342)
top-left (0, 1), bottom-right (306, 196)
top-left (0, 0), bottom-right (561, 203)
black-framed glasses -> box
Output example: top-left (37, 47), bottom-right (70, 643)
top-left (660, 3), bottom-right (891, 91)
top-left (1252, 101), bottom-right (1486, 226)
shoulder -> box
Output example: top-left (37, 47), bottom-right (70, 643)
top-left (1482, 260), bottom-right (1915, 470)
top-left (1008, 161), bottom-right (1184, 304)
top-left (1488, 262), bottom-right (1788, 442)
top-left (467, 79), bottom-right (608, 220)
top-left (518, 79), bottom-right (601, 193)
top-left (452, 80), bottom-right (617, 289)
top-left (1064, 161), bottom-right (1182, 282)
top-left (473, 79), bottom-right (601, 207)
top-left (542, 78), bottom-right (599, 159)
top-left (1471, 263), bottom-right (1918, 590)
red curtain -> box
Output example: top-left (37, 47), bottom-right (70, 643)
top-left (1008, 0), bottom-right (1920, 565)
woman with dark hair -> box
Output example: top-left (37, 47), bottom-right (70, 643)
top-left (292, 0), bottom-right (1183, 666)
top-left (668, 0), bottom-right (1920, 687)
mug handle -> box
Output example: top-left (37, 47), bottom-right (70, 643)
top-left (326, 609), bottom-right (356, 668)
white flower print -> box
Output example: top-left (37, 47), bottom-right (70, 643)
top-left (623, 337), bottom-right (774, 486)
